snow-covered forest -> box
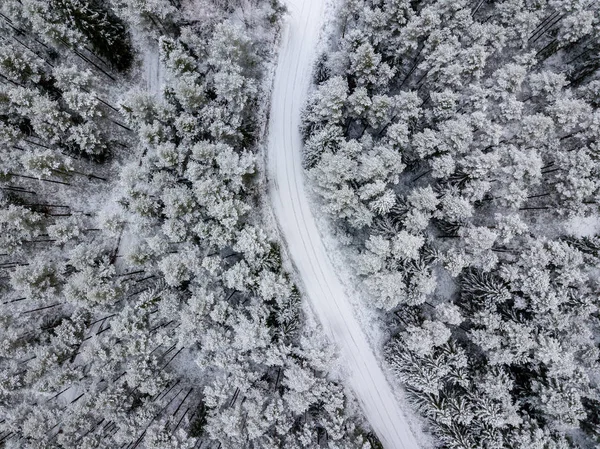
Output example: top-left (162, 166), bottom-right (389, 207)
top-left (302, 0), bottom-right (600, 447)
top-left (0, 0), bottom-right (383, 448)
top-left (2, 0), bottom-right (600, 446)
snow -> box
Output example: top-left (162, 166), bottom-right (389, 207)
top-left (113, 49), bottom-right (164, 269)
top-left (266, 0), bottom-right (421, 447)
top-left (564, 214), bottom-right (600, 238)
top-left (143, 48), bottom-right (164, 96)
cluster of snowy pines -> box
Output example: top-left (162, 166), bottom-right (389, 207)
top-left (302, 0), bottom-right (600, 447)
top-left (0, 0), bottom-right (379, 448)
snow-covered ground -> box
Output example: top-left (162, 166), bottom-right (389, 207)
top-left (143, 48), bottom-right (164, 95)
top-left (114, 49), bottom-right (164, 268)
top-left (266, 0), bottom-right (421, 447)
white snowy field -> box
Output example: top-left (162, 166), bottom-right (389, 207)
top-left (266, 0), bottom-right (421, 447)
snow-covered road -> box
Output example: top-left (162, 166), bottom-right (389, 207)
top-left (143, 49), bottom-right (163, 95)
top-left (266, 0), bottom-right (420, 448)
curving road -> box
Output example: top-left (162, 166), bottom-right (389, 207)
top-left (266, 0), bottom-right (420, 448)
top-left (143, 48), bottom-right (163, 96)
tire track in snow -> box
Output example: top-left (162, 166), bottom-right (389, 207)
top-left (266, 0), bottom-right (421, 447)
top-left (143, 48), bottom-right (163, 96)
